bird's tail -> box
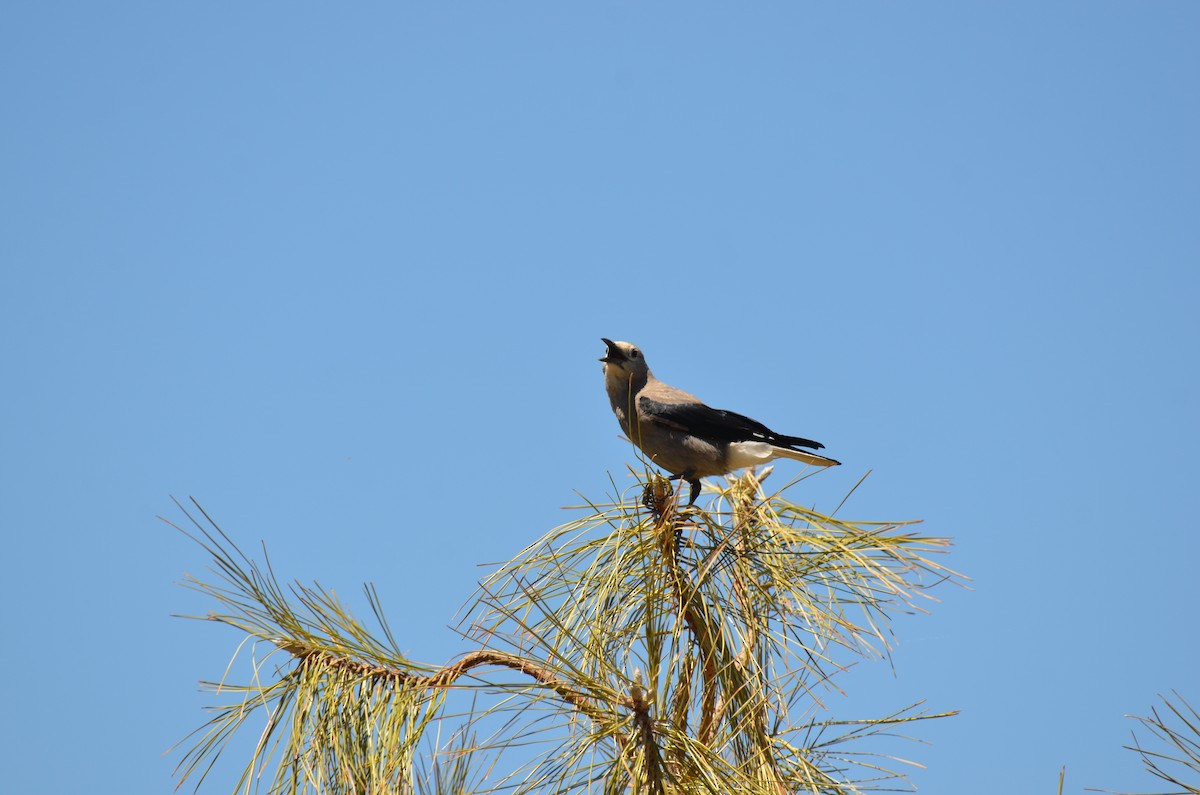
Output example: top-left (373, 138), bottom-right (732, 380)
top-left (776, 434), bottom-right (825, 450)
top-left (727, 441), bottom-right (842, 470)
top-left (773, 446), bottom-right (841, 468)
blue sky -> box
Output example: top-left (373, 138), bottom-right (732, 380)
top-left (3, 3), bottom-right (1197, 793)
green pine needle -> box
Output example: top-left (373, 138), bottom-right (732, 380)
top-left (167, 470), bottom-right (964, 794)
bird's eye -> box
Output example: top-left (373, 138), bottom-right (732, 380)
top-left (630, 349), bottom-right (640, 359)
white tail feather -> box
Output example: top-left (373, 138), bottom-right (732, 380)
top-left (726, 441), bottom-right (839, 470)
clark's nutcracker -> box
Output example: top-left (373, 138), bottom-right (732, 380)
top-left (600, 338), bottom-right (840, 505)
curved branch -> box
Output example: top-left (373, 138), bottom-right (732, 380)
top-left (274, 638), bottom-right (612, 728)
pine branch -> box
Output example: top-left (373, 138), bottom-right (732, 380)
top-left (169, 470), bottom-right (963, 794)
top-left (1091, 691), bottom-right (1200, 795)
top-left (272, 638), bottom-right (613, 730)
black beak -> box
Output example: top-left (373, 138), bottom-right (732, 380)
top-left (599, 337), bottom-right (624, 363)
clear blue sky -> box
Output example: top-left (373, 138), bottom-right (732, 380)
top-left (3, 3), bottom-right (1197, 793)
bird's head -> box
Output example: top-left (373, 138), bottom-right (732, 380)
top-left (599, 338), bottom-right (650, 381)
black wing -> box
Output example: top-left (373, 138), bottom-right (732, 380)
top-left (639, 397), bottom-right (825, 451)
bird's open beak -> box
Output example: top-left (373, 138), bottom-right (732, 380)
top-left (599, 338), bottom-right (623, 363)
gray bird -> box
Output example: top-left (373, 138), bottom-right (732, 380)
top-left (600, 338), bottom-right (840, 504)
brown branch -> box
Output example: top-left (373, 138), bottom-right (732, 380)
top-left (651, 507), bottom-right (724, 747)
top-left (427, 649), bottom-right (596, 715)
top-left (629, 685), bottom-right (665, 795)
top-left (272, 638), bottom-right (620, 741)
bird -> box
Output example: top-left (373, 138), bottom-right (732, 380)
top-left (599, 338), bottom-right (840, 505)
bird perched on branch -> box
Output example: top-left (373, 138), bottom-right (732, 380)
top-left (600, 338), bottom-right (840, 505)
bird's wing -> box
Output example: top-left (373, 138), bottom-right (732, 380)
top-left (638, 397), bottom-right (825, 451)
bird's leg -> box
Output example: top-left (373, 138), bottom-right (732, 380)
top-left (665, 473), bottom-right (702, 506)
top-left (663, 474), bottom-right (682, 495)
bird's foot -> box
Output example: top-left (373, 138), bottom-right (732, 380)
top-left (662, 474), bottom-right (703, 508)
